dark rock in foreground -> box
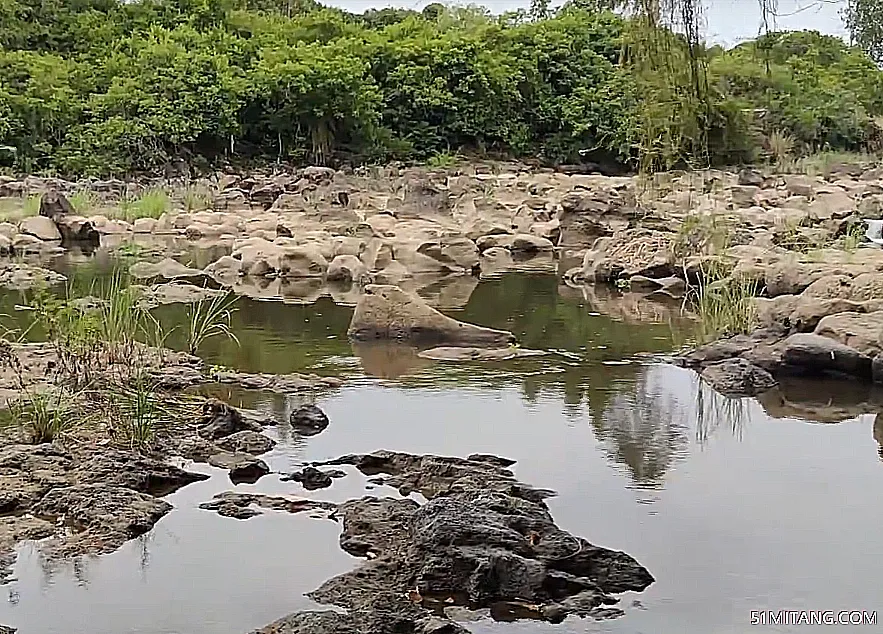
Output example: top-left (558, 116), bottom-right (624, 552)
top-left (73, 449), bottom-right (209, 496)
top-left (34, 484), bottom-right (172, 541)
top-left (290, 405), bottom-right (330, 436)
top-left (253, 451), bottom-right (654, 633)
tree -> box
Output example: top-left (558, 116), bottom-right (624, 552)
top-left (845, 0), bottom-right (883, 64)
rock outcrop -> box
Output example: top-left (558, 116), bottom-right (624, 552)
top-left (348, 284), bottom-right (515, 345)
top-left (254, 451), bottom-right (654, 634)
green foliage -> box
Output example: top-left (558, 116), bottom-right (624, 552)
top-left (845, 0), bottom-right (883, 64)
top-left (0, 1), bottom-right (879, 175)
top-left (710, 30), bottom-right (883, 154)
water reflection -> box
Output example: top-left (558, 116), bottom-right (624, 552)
top-left (593, 366), bottom-right (690, 488)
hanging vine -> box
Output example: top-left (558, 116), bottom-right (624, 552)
top-left (624, 0), bottom-right (780, 174)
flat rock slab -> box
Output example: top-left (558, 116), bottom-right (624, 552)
top-left (33, 484), bottom-right (172, 541)
top-left (200, 492), bottom-right (335, 520)
top-left (782, 333), bottom-right (872, 379)
top-left (216, 430), bottom-right (276, 455)
top-left (417, 346), bottom-right (547, 362)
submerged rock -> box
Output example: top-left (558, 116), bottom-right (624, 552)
top-left (417, 346), bottom-right (546, 362)
top-left (200, 491), bottom-right (335, 520)
top-left (348, 284), bottom-right (515, 345)
top-left (211, 370), bottom-right (343, 393)
top-left (283, 466), bottom-right (346, 490)
top-left (130, 257), bottom-right (205, 280)
top-left (290, 404), bottom-right (330, 436)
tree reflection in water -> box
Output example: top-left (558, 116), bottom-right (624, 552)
top-left (591, 365), bottom-right (690, 489)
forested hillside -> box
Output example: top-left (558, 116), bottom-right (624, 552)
top-left (0, 0), bottom-right (881, 176)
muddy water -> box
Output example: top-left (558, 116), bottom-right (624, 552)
top-left (0, 259), bottom-right (881, 634)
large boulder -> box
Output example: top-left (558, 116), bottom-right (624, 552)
top-left (38, 191), bottom-right (100, 246)
top-left (813, 311), bottom-right (883, 356)
top-left (279, 244), bottom-right (329, 278)
top-left (327, 254), bottom-right (368, 284)
top-left (19, 216), bottom-right (61, 241)
top-left (348, 284), bottom-right (515, 345)
top-left (781, 333), bottom-right (872, 378)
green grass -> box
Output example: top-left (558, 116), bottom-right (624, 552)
top-left (182, 185), bottom-right (213, 212)
top-left (116, 189), bottom-right (170, 222)
top-left (68, 190), bottom-right (98, 214)
top-left (112, 376), bottom-right (166, 447)
top-left (426, 151), bottom-right (460, 169)
top-left (687, 268), bottom-right (759, 343)
top-left (11, 391), bottom-right (75, 444)
top-left (0, 194), bottom-right (40, 222)
top-left (186, 290), bottom-right (240, 355)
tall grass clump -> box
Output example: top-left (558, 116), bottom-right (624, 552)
top-left (107, 375), bottom-right (174, 447)
top-left (687, 265), bottom-right (759, 343)
top-left (28, 272), bottom-right (161, 388)
top-left (182, 185), bottom-right (213, 212)
top-left (68, 190), bottom-right (97, 214)
top-left (10, 391), bottom-right (75, 444)
top-left (117, 189), bottom-right (170, 222)
top-left (186, 290), bottom-right (240, 355)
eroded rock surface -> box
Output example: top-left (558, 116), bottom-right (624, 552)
top-left (260, 451), bottom-right (654, 633)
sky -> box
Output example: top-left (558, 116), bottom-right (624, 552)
top-left (324, 0), bottom-right (849, 45)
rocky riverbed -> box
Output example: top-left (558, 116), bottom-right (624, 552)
top-left (1, 159), bottom-right (883, 633)
top-left (6, 161), bottom-right (883, 395)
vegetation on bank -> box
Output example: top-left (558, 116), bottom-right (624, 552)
top-left (0, 274), bottom-right (240, 447)
top-left (0, 0), bottom-right (880, 177)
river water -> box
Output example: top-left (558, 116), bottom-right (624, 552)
top-left (0, 252), bottom-right (880, 634)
